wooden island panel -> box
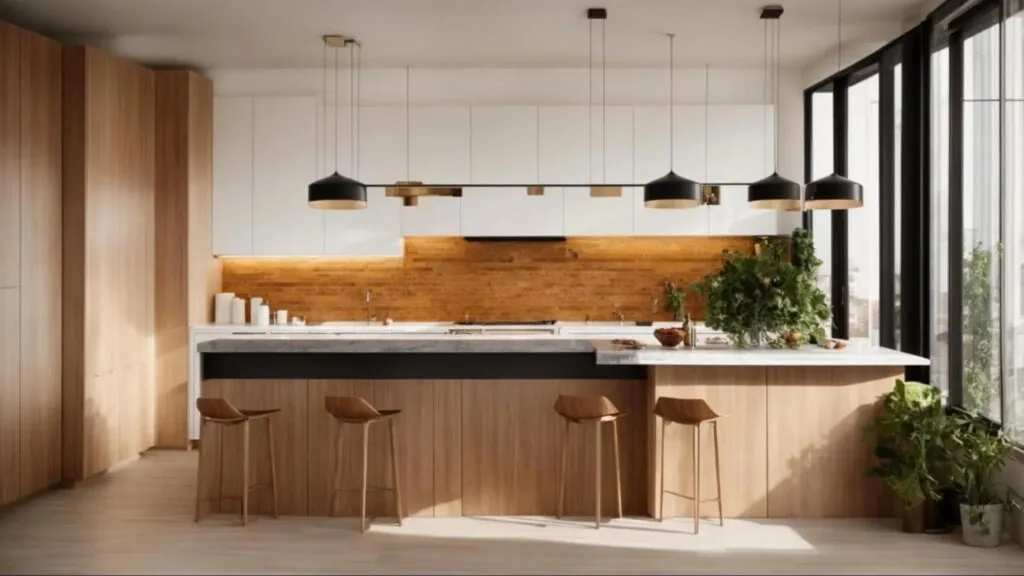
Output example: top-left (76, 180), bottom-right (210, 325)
top-left (765, 366), bottom-right (899, 518)
top-left (197, 379), bottom-right (308, 516)
top-left (647, 366), bottom-right (769, 519)
top-left (460, 379), bottom-right (648, 517)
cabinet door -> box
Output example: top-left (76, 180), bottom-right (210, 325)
top-left (212, 96), bottom-right (254, 255)
top-left (563, 106), bottom-right (635, 236)
top-left (324, 106), bottom-right (402, 256)
top-left (632, 106), bottom-right (708, 236)
top-left (252, 97), bottom-right (323, 256)
top-left (706, 104), bottom-right (771, 183)
top-left (402, 106), bottom-right (468, 237)
top-left (471, 106), bottom-right (538, 184)
top-left (460, 188), bottom-right (564, 237)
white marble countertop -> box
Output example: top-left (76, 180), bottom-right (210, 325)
top-left (192, 328), bottom-right (930, 367)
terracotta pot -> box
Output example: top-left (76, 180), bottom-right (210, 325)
top-left (902, 505), bottom-right (926, 533)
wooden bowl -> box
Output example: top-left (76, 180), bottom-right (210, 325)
top-left (653, 328), bottom-right (686, 348)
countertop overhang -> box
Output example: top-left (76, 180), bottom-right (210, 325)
top-left (194, 332), bottom-right (931, 367)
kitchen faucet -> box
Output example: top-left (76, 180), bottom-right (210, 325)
top-left (613, 303), bottom-right (625, 325)
top-left (365, 290), bottom-right (373, 325)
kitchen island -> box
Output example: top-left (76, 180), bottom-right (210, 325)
top-left (190, 326), bottom-right (928, 522)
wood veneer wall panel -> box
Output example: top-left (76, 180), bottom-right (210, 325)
top-left (307, 379), bottom-right (436, 518)
top-left (154, 70), bottom-right (215, 448)
top-left (765, 366), bottom-right (900, 518)
top-left (0, 288), bottom-right (20, 505)
top-left (647, 366), bottom-right (769, 519)
top-left (461, 379), bottom-right (647, 517)
top-left (198, 379), bottom-right (308, 516)
top-left (0, 23), bottom-right (19, 289)
top-left (220, 237), bottom-right (757, 323)
top-left (62, 45), bottom-right (156, 481)
top-left (433, 380), bottom-right (462, 517)
top-left (18, 28), bottom-right (62, 494)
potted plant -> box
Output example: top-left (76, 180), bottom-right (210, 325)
top-left (950, 416), bottom-right (1018, 547)
top-left (865, 379), bottom-right (954, 533)
top-left (692, 230), bottom-right (830, 348)
top-left (662, 280), bottom-right (687, 322)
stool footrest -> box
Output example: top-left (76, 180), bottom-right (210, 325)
top-left (334, 486), bottom-right (395, 493)
top-left (664, 490), bottom-right (721, 504)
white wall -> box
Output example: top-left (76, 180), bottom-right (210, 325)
top-left (209, 67), bottom-right (806, 184)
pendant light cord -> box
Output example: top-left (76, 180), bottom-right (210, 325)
top-left (356, 42), bottom-right (361, 179)
top-left (704, 62), bottom-right (709, 181)
top-left (668, 33), bottom-right (674, 172)
top-left (349, 42), bottom-right (355, 177)
top-left (323, 39), bottom-right (328, 174)
top-left (589, 18), bottom-right (593, 184)
top-left (763, 19), bottom-right (769, 174)
top-left (837, 0), bottom-right (843, 73)
top-left (406, 65), bottom-right (411, 180)
top-left (334, 42), bottom-right (340, 174)
top-left (774, 17), bottom-right (780, 172)
top-left (602, 17), bottom-right (607, 184)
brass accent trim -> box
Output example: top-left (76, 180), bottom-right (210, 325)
top-left (386, 181), bottom-right (430, 198)
top-left (527, 186), bottom-right (545, 196)
top-left (402, 197), bottom-right (419, 207)
top-left (589, 186), bottom-right (622, 198)
top-left (701, 185), bottom-right (721, 206)
top-left (323, 35), bottom-right (355, 48)
top-left (804, 198), bottom-right (863, 210)
top-left (645, 198), bottom-right (701, 209)
top-left (309, 199), bottom-right (368, 210)
top-left (750, 198), bottom-right (802, 211)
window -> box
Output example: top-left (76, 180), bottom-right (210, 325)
top-left (848, 74), bottom-right (881, 344)
top-left (811, 89), bottom-right (834, 301)
top-left (894, 63), bottom-right (903, 349)
top-left (1005, 3), bottom-right (1024, 441)
top-left (931, 47), bottom-right (950, 394)
top-left (962, 23), bottom-right (1002, 421)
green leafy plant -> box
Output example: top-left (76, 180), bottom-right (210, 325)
top-left (963, 243), bottom-right (998, 414)
top-left (864, 379), bottom-right (955, 514)
top-left (692, 229), bottom-right (830, 348)
top-left (663, 280), bottom-right (687, 322)
top-left (949, 415), bottom-right (1018, 535)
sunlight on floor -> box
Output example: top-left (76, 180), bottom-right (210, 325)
top-left (366, 516), bottom-right (817, 553)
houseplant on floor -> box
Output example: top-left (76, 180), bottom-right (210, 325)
top-left (951, 415), bottom-right (1017, 547)
top-left (865, 379), bottom-right (954, 533)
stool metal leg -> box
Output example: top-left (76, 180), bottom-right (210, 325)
top-left (557, 419), bottom-right (569, 519)
top-left (594, 420), bottom-right (602, 529)
top-left (242, 420), bottom-right (251, 527)
top-left (612, 419), bottom-right (622, 519)
top-left (267, 417), bottom-right (279, 518)
top-left (360, 422), bottom-right (370, 534)
top-left (194, 418), bottom-right (205, 523)
top-left (331, 422), bottom-right (343, 517)
top-left (693, 424), bottom-right (700, 535)
top-left (389, 418), bottom-right (404, 526)
top-left (659, 418), bottom-right (667, 522)
top-left (713, 421), bottom-right (723, 526)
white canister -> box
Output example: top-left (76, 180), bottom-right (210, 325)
top-left (213, 292), bottom-right (235, 325)
top-left (230, 297), bottom-right (246, 325)
top-left (256, 304), bottom-right (271, 327)
top-left (275, 309), bottom-right (288, 325)
top-left (249, 297), bottom-right (263, 323)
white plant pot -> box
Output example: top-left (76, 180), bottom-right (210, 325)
top-left (960, 503), bottom-right (1003, 548)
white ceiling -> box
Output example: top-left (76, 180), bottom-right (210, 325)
top-left (0, 0), bottom-right (929, 71)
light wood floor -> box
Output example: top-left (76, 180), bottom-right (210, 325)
top-left (1, 450), bottom-right (1022, 575)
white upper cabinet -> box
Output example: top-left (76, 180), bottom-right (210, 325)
top-left (632, 105), bottom-right (709, 236)
top-left (402, 106), bottom-right (469, 236)
top-left (324, 106), bottom-right (403, 256)
top-left (706, 104), bottom-right (773, 183)
top-left (557, 106), bottom-right (635, 236)
top-left (252, 96), bottom-right (323, 256)
top-left (212, 96), bottom-right (254, 255)
top-left (462, 106), bottom-right (563, 236)
top-left (706, 105), bottom-right (798, 236)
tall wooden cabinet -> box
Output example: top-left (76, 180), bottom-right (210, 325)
top-left (0, 21), bottom-right (63, 506)
top-left (63, 45), bottom-right (156, 481)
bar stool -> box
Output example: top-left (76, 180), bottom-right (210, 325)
top-left (193, 397), bottom-right (279, 526)
top-left (324, 396), bottom-right (404, 534)
top-left (654, 397), bottom-right (724, 534)
top-left (553, 394), bottom-right (625, 529)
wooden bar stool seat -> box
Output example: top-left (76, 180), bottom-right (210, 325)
top-left (194, 398), bottom-right (279, 526)
top-left (654, 397), bottom-right (724, 534)
top-left (325, 396), bottom-right (404, 534)
top-left (553, 395), bottom-right (625, 529)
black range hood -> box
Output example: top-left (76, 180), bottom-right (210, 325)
top-left (463, 236), bottom-right (566, 243)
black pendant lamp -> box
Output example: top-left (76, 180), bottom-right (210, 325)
top-left (804, 0), bottom-right (863, 210)
top-left (309, 35), bottom-right (367, 210)
top-left (748, 6), bottom-right (801, 211)
top-left (644, 33), bottom-right (701, 209)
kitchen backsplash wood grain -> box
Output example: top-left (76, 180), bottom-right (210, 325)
top-left (220, 237), bottom-right (757, 323)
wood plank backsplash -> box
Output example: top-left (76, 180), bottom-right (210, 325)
top-left (220, 237), bottom-right (757, 323)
